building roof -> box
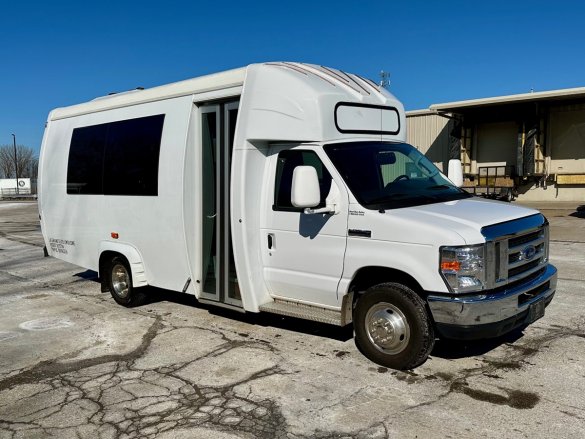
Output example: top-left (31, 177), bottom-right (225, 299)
top-left (429, 86), bottom-right (585, 113)
top-left (405, 109), bottom-right (436, 117)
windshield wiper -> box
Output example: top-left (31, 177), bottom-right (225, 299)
top-left (426, 184), bottom-right (452, 190)
top-left (366, 193), bottom-right (411, 204)
top-left (367, 193), bottom-right (441, 205)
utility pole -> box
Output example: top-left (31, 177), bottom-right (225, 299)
top-left (11, 133), bottom-right (19, 195)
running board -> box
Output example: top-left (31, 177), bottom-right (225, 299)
top-left (259, 299), bottom-right (344, 326)
top-left (198, 298), bottom-right (245, 313)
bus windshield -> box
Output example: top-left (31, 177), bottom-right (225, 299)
top-left (325, 141), bottom-right (472, 210)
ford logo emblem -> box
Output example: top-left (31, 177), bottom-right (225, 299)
top-left (522, 245), bottom-right (537, 260)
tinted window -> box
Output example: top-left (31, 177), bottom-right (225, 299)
top-left (66, 114), bottom-right (165, 196)
top-left (273, 150), bottom-right (332, 211)
top-left (103, 115), bottom-right (165, 195)
top-left (67, 124), bottom-right (107, 194)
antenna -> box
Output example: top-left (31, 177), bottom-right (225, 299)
top-left (379, 70), bottom-right (390, 88)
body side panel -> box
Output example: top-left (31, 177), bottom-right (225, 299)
top-left (40, 96), bottom-right (193, 292)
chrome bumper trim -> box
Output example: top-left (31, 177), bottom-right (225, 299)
top-left (428, 264), bottom-right (557, 326)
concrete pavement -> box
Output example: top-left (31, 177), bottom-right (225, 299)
top-left (0, 201), bottom-right (584, 438)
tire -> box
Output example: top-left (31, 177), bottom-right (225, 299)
top-left (106, 255), bottom-right (146, 307)
top-left (354, 283), bottom-right (435, 370)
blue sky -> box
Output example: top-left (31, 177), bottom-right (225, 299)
top-left (1, 0), bottom-right (584, 154)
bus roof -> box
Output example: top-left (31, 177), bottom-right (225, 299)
top-left (49, 67), bottom-right (247, 121)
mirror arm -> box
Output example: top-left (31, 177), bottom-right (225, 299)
top-left (303, 206), bottom-right (335, 215)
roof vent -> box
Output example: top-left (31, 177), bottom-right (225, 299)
top-left (94, 88), bottom-right (145, 101)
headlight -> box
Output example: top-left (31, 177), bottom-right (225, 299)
top-left (440, 245), bottom-right (485, 293)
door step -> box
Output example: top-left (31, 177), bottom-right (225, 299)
top-left (259, 299), bottom-right (343, 326)
top-left (198, 298), bottom-right (245, 313)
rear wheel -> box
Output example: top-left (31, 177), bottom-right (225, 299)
top-left (354, 283), bottom-right (434, 370)
top-left (106, 256), bottom-right (146, 307)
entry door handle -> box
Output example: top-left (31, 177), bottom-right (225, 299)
top-left (267, 233), bottom-right (274, 250)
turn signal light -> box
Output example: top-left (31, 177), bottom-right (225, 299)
top-left (441, 261), bottom-right (460, 271)
top-left (111, 232), bottom-right (119, 239)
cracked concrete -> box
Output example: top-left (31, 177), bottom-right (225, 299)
top-left (0, 201), bottom-right (584, 438)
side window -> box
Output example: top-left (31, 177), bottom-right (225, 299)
top-left (67, 124), bottom-right (108, 194)
top-left (66, 114), bottom-right (165, 196)
top-left (273, 150), bottom-right (332, 211)
top-left (103, 114), bottom-right (165, 196)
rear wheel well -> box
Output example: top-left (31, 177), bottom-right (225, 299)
top-left (100, 251), bottom-right (147, 307)
top-left (99, 251), bottom-right (127, 292)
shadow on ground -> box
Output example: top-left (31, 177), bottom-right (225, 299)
top-left (569, 205), bottom-right (585, 218)
top-left (75, 269), bottom-right (524, 362)
top-left (76, 271), bottom-right (354, 343)
top-left (431, 329), bottom-right (525, 360)
top-left (74, 270), bottom-right (100, 281)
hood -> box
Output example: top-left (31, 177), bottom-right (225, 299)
top-left (385, 197), bottom-right (540, 244)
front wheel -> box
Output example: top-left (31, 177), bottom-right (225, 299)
top-left (354, 283), bottom-right (434, 370)
top-left (106, 256), bottom-right (146, 307)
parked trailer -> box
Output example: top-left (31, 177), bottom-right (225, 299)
top-left (39, 62), bottom-right (557, 369)
top-left (0, 178), bottom-right (32, 197)
top-left (463, 165), bottom-right (516, 201)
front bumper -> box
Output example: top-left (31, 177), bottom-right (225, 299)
top-left (427, 264), bottom-right (557, 340)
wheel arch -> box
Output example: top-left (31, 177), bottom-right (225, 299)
top-left (350, 266), bottom-right (426, 299)
top-left (98, 241), bottom-right (148, 290)
top-left (341, 266), bottom-right (427, 326)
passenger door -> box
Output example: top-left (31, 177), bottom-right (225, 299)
top-left (200, 101), bottom-right (241, 307)
top-left (261, 145), bottom-right (348, 308)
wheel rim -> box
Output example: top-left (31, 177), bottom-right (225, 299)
top-left (364, 302), bottom-right (410, 355)
top-left (112, 264), bottom-right (130, 298)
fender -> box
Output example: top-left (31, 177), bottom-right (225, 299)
top-left (99, 241), bottom-right (148, 288)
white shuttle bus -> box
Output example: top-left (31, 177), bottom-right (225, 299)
top-left (39, 62), bottom-right (557, 369)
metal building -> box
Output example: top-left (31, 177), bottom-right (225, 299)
top-left (407, 87), bottom-right (585, 201)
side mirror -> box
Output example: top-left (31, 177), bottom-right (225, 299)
top-left (291, 166), bottom-right (320, 208)
top-left (448, 159), bottom-right (464, 188)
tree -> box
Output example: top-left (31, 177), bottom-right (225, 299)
top-left (0, 145), bottom-right (38, 179)
top-left (26, 157), bottom-right (39, 180)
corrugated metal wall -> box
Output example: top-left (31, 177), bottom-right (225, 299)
top-left (406, 112), bottom-right (452, 171)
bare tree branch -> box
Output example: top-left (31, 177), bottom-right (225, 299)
top-left (0, 145), bottom-right (38, 179)
top-left (0, 147), bottom-right (14, 178)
